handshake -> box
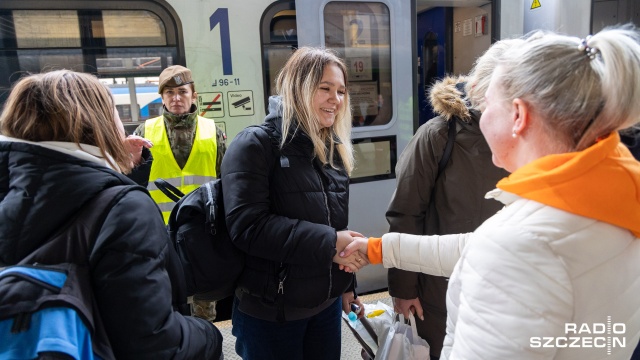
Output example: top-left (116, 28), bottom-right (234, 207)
top-left (333, 230), bottom-right (371, 273)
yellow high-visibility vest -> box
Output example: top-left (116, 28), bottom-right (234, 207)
top-left (145, 115), bottom-right (217, 223)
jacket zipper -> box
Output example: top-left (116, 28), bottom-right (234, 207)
top-left (313, 163), bottom-right (333, 300)
top-left (276, 263), bottom-right (288, 322)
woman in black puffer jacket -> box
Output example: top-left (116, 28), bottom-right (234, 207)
top-left (0, 70), bottom-right (222, 360)
top-left (221, 47), bottom-right (366, 360)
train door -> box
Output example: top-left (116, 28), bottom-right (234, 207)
top-left (416, 7), bottom-right (450, 127)
top-left (296, 0), bottom-right (417, 292)
top-left (415, 3), bottom-right (492, 126)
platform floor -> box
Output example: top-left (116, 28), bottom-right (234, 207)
top-left (213, 291), bottom-right (392, 360)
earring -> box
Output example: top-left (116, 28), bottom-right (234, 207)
top-left (512, 131), bottom-right (518, 138)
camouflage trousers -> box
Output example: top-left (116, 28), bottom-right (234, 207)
top-left (189, 297), bottom-right (217, 322)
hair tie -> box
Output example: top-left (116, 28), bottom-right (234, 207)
top-left (578, 35), bottom-right (599, 60)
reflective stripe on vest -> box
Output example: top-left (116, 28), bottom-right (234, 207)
top-left (145, 115), bottom-right (217, 223)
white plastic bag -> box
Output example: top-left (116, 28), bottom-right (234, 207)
top-left (343, 301), bottom-right (394, 356)
top-left (374, 313), bottom-right (430, 360)
top-left (365, 301), bottom-right (394, 337)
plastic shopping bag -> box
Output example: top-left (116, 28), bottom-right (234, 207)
top-left (374, 313), bottom-right (430, 360)
top-left (343, 301), bottom-right (394, 358)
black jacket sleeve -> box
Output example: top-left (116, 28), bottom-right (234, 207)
top-left (126, 147), bottom-right (153, 187)
top-left (90, 188), bottom-right (222, 360)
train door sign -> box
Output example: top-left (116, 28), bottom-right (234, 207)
top-left (344, 15), bottom-right (373, 82)
top-left (227, 90), bottom-right (254, 117)
top-left (198, 92), bottom-right (224, 118)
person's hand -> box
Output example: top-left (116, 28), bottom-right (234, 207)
top-left (338, 236), bottom-right (370, 272)
top-left (125, 135), bottom-right (153, 166)
top-left (338, 250), bottom-right (369, 273)
top-left (342, 291), bottom-right (365, 319)
top-left (336, 230), bottom-right (364, 251)
top-left (333, 248), bottom-right (367, 272)
top-left (340, 237), bottom-right (369, 258)
top-left (393, 297), bottom-right (424, 321)
top-left (334, 230), bottom-right (368, 272)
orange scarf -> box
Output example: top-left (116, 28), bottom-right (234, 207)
top-left (497, 132), bottom-right (640, 237)
top-left (367, 132), bottom-right (640, 264)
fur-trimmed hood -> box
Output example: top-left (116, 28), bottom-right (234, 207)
top-left (429, 75), bottom-right (471, 122)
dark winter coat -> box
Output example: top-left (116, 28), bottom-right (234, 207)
top-left (0, 139), bottom-right (221, 360)
top-left (221, 96), bottom-right (354, 322)
top-left (386, 76), bottom-right (509, 357)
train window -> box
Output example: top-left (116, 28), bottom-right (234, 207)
top-left (260, 2), bottom-right (296, 109)
top-left (102, 11), bottom-right (166, 47)
top-left (0, 9), bottom-right (175, 77)
top-left (270, 12), bottom-right (297, 43)
top-left (0, 1), bottom-right (182, 127)
top-left (109, 81), bottom-right (162, 132)
top-left (13, 10), bottom-right (81, 48)
top-left (147, 102), bottom-right (164, 118)
top-left (116, 104), bottom-right (138, 122)
top-left (350, 136), bottom-right (396, 183)
top-left (323, 2), bottom-right (392, 128)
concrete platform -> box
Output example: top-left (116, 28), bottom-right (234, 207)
top-left (213, 291), bottom-right (392, 359)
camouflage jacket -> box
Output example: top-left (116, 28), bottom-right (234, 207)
top-left (134, 104), bottom-right (226, 175)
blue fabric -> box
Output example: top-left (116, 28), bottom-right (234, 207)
top-left (0, 266), bottom-right (67, 288)
top-left (232, 296), bottom-right (342, 360)
top-left (0, 307), bottom-right (96, 360)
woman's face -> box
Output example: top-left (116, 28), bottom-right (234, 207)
top-left (313, 63), bottom-right (346, 129)
top-left (161, 84), bottom-right (197, 115)
top-left (480, 67), bottom-right (517, 172)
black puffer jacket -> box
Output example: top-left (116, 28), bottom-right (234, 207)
top-left (0, 139), bottom-right (221, 360)
top-left (221, 96), bottom-right (354, 321)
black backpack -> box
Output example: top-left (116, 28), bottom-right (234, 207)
top-left (154, 178), bottom-right (245, 301)
top-left (0, 186), bottom-right (128, 360)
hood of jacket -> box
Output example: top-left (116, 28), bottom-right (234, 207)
top-left (429, 75), bottom-right (472, 122)
top-left (266, 95), bottom-right (283, 121)
top-left (493, 132), bottom-right (640, 237)
top-left (0, 139), bottom-right (135, 265)
top-left (264, 95), bottom-right (317, 153)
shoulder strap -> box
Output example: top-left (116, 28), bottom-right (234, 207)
top-left (435, 117), bottom-right (458, 180)
top-left (153, 178), bottom-right (184, 202)
top-left (21, 186), bottom-right (130, 265)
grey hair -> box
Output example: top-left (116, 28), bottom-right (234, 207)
top-left (494, 25), bottom-right (640, 151)
top-left (465, 38), bottom-right (525, 111)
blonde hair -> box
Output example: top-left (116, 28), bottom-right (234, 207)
top-left (275, 47), bottom-right (354, 173)
top-left (465, 38), bottom-right (525, 111)
top-left (0, 70), bottom-right (132, 172)
top-left (494, 26), bottom-right (640, 151)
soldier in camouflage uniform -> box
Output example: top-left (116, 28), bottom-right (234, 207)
top-left (134, 65), bottom-right (226, 323)
top-left (133, 113), bottom-right (226, 174)
top-left (133, 68), bottom-right (226, 181)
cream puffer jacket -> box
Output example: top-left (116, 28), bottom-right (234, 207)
top-left (381, 189), bottom-right (640, 360)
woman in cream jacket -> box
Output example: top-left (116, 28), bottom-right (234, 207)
top-left (343, 26), bottom-right (640, 360)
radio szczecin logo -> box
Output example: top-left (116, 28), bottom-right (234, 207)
top-left (530, 316), bottom-right (626, 355)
